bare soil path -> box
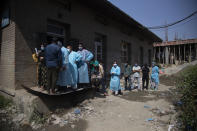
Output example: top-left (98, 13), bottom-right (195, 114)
top-left (84, 84), bottom-right (176, 131)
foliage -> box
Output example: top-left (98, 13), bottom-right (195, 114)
top-left (0, 95), bottom-right (12, 109)
top-left (29, 109), bottom-right (47, 125)
top-left (177, 65), bottom-right (197, 131)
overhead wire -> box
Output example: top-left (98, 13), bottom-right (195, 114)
top-left (146, 10), bottom-right (197, 29)
top-left (150, 15), bottom-right (197, 32)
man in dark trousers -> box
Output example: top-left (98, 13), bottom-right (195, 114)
top-left (142, 64), bottom-right (150, 90)
top-left (123, 61), bottom-right (132, 90)
top-left (45, 38), bottom-right (62, 94)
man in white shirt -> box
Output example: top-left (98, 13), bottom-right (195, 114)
top-left (131, 63), bottom-right (141, 90)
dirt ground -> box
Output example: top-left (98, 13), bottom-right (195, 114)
top-left (1, 82), bottom-right (178, 131)
top-left (29, 82), bottom-right (177, 131)
top-left (1, 72), bottom-right (182, 131)
top-left (84, 85), bottom-right (177, 131)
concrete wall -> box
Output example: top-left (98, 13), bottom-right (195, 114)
top-left (1, 0), bottom-right (153, 90)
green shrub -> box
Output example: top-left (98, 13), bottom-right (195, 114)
top-left (0, 95), bottom-right (12, 109)
top-left (29, 109), bottom-right (47, 124)
top-left (177, 65), bottom-right (197, 130)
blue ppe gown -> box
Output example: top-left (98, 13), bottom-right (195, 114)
top-left (57, 47), bottom-right (69, 86)
top-left (151, 66), bottom-right (159, 84)
top-left (58, 51), bottom-right (82, 87)
top-left (77, 49), bottom-right (93, 83)
top-left (110, 66), bottom-right (121, 92)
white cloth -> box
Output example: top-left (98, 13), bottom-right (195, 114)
top-left (132, 66), bottom-right (141, 77)
top-left (99, 64), bottom-right (104, 77)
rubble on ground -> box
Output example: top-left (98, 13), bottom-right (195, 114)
top-left (46, 104), bottom-right (96, 128)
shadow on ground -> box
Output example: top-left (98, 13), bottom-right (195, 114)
top-left (25, 88), bottom-right (98, 113)
top-left (160, 75), bottom-right (177, 86)
top-left (119, 88), bottom-right (179, 104)
top-left (17, 119), bottom-right (88, 131)
top-left (38, 119), bottom-right (87, 131)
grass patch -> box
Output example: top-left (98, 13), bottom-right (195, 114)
top-left (176, 65), bottom-right (197, 131)
top-left (0, 95), bottom-right (12, 109)
top-left (160, 65), bottom-right (197, 130)
top-left (160, 65), bottom-right (196, 86)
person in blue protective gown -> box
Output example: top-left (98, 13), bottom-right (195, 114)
top-left (151, 62), bottom-right (159, 90)
top-left (59, 45), bottom-right (82, 89)
top-left (110, 61), bottom-right (121, 95)
top-left (77, 43), bottom-right (93, 87)
top-left (56, 42), bottom-right (69, 88)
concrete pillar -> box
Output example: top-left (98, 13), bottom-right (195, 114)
top-left (153, 47), bottom-right (156, 61)
top-left (165, 46), bottom-right (169, 65)
top-left (184, 45), bottom-right (186, 62)
top-left (179, 45), bottom-right (181, 63)
top-left (189, 44), bottom-right (192, 62)
top-left (163, 47), bottom-right (165, 64)
top-left (195, 44), bottom-right (197, 60)
top-left (169, 46), bottom-right (171, 64)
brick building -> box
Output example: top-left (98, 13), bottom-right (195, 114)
top-left (0, 0), bottom-right (161, 94)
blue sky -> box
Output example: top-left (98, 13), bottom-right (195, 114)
top-left (108, 0), bottom-right (197, 41)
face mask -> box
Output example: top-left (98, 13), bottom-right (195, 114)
top-left (113, 64), bottom-right (117, 67)
top-left (78, 47), bottom-right (83, 50)
top-left (41, 47), bottom-right (44, 50)
top-left (135, 64), bottom-right (137, 67)
top-left (68, 49), bottom-right (71, 53)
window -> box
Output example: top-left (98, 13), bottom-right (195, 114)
top-left (94, 34), bottom-right (104, 62)
top-left (47, 23), bottom-right (65, 43)
top-left (94, 33), bottom-right (107, 71)
top-left (121, 41), bottom-right (130, 63)
top-left (1, 7), bottom-right (10, 28)
top-left (47, 24), bottom-right (65, 37)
